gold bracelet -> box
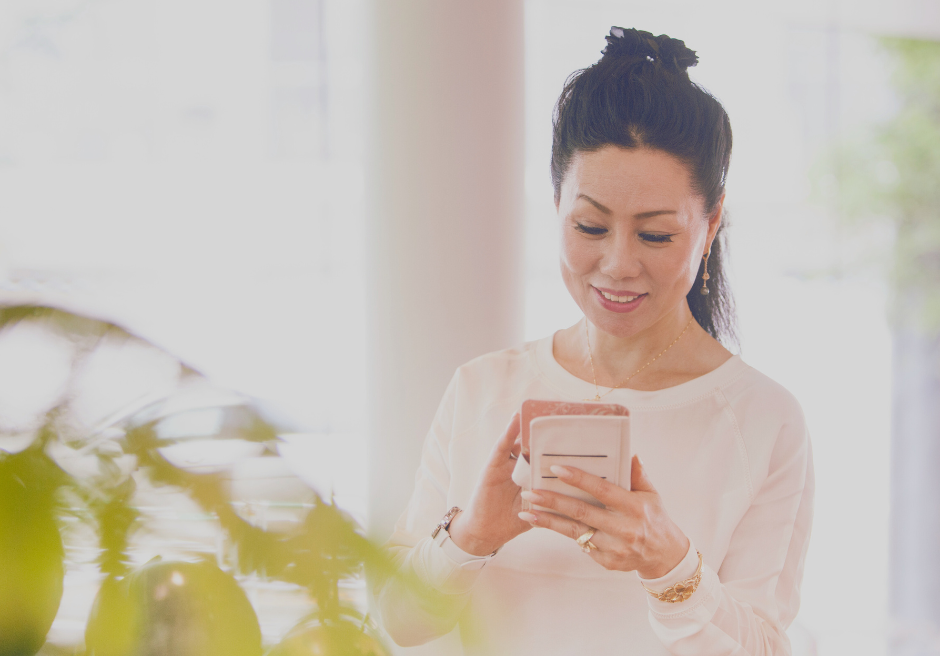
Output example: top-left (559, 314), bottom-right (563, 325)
top-left (641, 551), bottom-right (703, 603)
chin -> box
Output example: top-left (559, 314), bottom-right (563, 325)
top-left (587, 312), bottom-right (646, 338)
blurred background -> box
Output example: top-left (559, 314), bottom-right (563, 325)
top-left (0, 0), bottom-right (938, 654)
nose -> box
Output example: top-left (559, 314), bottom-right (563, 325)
top-left (598, 231), bottom-right (642, 281)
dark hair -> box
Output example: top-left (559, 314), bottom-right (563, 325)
top-left (551, 27), bottom-right (737, 348)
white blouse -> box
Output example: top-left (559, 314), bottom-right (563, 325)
top-left (376, 335), bottom-right (814, 656)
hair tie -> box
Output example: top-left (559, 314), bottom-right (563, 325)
top-left (602, 26), bottom-right (698, 72)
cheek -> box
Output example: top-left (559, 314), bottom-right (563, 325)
top-left (648, 246), bottom-right (698, 291)
top-left (560, 232), bottom-right (595, 274)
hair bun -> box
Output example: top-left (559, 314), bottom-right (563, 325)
top-left (602, 27), bottom-right (698, 72)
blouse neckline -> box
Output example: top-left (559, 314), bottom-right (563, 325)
top-left (533, 332), bottom-right (748, 408)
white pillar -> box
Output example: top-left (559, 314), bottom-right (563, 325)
top-left (366, 0), bottom-right (525, 541)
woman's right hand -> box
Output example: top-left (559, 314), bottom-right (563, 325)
top-left (446, 411), bottom-right (531, 556)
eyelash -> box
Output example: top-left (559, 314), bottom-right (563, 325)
top-left (574, 223), bottom-right (606, 236)
top-left (640, 233), bottom-right (675, 243)
top-left (574, 224), bottom-right (675, 243)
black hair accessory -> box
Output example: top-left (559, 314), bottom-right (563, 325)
top-left (602, 27), bottom-right (698, 72)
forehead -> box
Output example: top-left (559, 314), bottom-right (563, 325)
top-left (562, 146), bottom-right (698, 212)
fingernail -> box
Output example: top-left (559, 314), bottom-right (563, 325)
top-left (520, 490), bottom-right (542, 503)
top-left (518, 511), bottom-right (538, 523)
top-left (550, 465), bottom-right (571, 477)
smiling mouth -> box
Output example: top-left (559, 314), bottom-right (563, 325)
top-left (598, 290), bottom-right (645, 303)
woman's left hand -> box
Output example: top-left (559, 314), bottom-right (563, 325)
top-left (518, 455), bottom-right (689, 579)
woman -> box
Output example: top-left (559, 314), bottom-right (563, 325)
top-left (375, 27), bottom-right (813, 656)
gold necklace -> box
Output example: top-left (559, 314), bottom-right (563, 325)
top-left (583, 317), bottom-right (695, 401)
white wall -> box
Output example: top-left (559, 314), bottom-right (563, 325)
top-left (366, 0), bottom-right (526, 542)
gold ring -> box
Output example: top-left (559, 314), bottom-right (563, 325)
top-left (576, 528), bottom-right (598, 553)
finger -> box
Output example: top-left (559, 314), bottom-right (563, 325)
top-left (630, 454), bottom-right (657, 493)
top-left (518, 511), bottom-right (620, 565)
top-left (587, 548), bottom-right (619, 570)
top-left (518, 509), bottom-right (590, 543)
top-left (511, 436), bottom-right (522, 460)
top-left (549, 465), bottom-right (622, 506)
top-left (488, 412), bottom-right (521, 467)
top-left (520, 489), bottom-right (609, 532)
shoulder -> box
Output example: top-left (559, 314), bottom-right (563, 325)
top-left (445, 339), bottom-right (546, 433)
top-left (717, 360), bottom-right (811, 478)
top-left (454, 339), bottom-right (540, 379)
top-left (451, 339), bottom-right (543, 401)
top-left (719, 359), bottom-right (806, 428)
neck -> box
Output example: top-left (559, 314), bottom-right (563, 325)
top-left (585, 304), bottom-right (695, 387)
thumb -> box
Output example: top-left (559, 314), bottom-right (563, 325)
top-left (489, 411), bottom-right (521, 467)
top-left (630, 454), bottom-right (657, 492)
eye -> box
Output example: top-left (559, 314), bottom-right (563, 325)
top-left (574, 223), bottom-right (607, 236)
top-left (639, 233), bottom-right (675, 243)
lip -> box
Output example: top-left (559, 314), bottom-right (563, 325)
top-left (591, 286), bottom-right (647, 313)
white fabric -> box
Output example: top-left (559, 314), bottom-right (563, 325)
top-left (435, 526), bottom-right (492, 568)
top-left (375, 335), bottom-right (814, 655)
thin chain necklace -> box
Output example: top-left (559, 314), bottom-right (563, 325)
top-left (583, 317), bottom-right (695, 401)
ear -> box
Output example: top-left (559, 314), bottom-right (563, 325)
top-left (704, 194), bottom-right (725, 255)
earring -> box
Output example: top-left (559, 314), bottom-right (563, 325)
top-left (700, 252), bottom-right (711, 296)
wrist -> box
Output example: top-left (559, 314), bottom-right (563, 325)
top-left (637, 535), bottom-right (691, 580)
top-left (447, 513), bottom-right (500, 557)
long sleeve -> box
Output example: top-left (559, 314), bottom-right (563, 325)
top-left (640, 410), bottom-right (815, 655)
top-left (373, 372), bottom-right (494, 647)
top-left (371, 341), bottom-right (814, 655)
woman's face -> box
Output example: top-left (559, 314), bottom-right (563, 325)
top-left (557, 146), bottom-right (722, 340)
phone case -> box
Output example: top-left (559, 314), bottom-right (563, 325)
top-left (520, 399), bottom-right (629, 462)
top-left (513, 413), bottom-right (631, 512)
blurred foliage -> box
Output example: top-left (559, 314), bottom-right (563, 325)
top-left (267, 610), bottom-right (390, 656)
top-left (817, 38), bottom-right (940, 330)
top-left (0, 305), bottom-right (398, 655)
top-left (85, 560), bottom-right (263, 656)
top-left (127, 425), bottom-right (391, 610)
top-left (0, 448), bottom-right (68, 656)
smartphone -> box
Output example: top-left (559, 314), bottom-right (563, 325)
top-left (520, 399), bottom-right (629, 462)
top-left (511, 400), bottom-right (631, 512)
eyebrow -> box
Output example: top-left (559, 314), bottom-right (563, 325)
top-left (634, 209), bottom-right (678, 219)
top-left (577, 193), bottom-right (612, 214)
top-left (576, 194), bottom-right (677, 220)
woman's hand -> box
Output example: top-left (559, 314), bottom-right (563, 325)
top-left (447, 412), bottom-right (532, 556)
top-left (518, 455), bottom-right (689, 579)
